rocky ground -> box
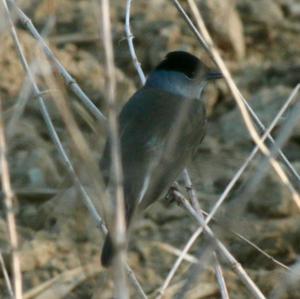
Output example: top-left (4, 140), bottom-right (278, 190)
top-left (0, 0), bottom-right (300, 298)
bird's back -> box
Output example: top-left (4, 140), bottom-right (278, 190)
top-left (100, 87), bottom-right (206, 218)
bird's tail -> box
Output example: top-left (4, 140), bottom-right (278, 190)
top-left (101, 234), bottom-right (115, 267)
top-left (101, 204), bottom-right (135, 267)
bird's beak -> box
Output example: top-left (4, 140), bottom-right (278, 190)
top-left (206, 71), bottom-right (223, 80)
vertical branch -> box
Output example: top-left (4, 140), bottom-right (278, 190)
top-left (0, 98), bottom-right (23, 299)
top-left (182, 169), bottom-right (202, 213)
top-left (100, 1), bottom-right (128, 298)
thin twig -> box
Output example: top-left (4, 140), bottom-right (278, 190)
top-left (125, 264), bottom-right (147, 298)
top-left (214, 253), bottom-right (230, 299)
top-left (0, 248), bottom-right (14, 298)
top-left (101, 1), bottom-right (128, 298)
top-left (125, 0), bottom-right (146, 85)
top-left (0, 96), bottom-right (23, 299)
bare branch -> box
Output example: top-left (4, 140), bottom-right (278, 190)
top-left (100, 0), bottom-right (128, 298)
top-left (125, 0), bottom-right (146, 85)
top-left (0, 96), bottom-right (22, 298)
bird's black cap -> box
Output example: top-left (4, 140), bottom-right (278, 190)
top-left (156, 51), bottom-right (201, 79)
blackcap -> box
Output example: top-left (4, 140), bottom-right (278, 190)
top-left (100, 51), bottom-right (222, 267)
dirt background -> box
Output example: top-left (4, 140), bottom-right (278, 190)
top-left (0, 0), bottom-right (300, 298)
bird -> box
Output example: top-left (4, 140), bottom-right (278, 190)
top-left (100, 51), bottom-right (222, 267)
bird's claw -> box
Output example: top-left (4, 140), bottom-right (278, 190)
top-left (164, 184), bottom-right (183, 206)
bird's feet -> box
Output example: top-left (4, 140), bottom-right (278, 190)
top-left (164, 183), bottom-right (183, 207)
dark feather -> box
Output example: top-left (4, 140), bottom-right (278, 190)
top-left (100, 86), bottom-right (206, 266)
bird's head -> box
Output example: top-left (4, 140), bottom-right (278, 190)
top-left (145, 51), bottom-right (222, 99)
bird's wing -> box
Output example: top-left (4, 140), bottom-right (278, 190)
top-left (118, 88), bottom-right (183, 211)
top-left (100, 87), bottom-right (206, 221)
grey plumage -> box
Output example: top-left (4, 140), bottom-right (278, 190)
top-left (100, 51), bottom-right (221, 267)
